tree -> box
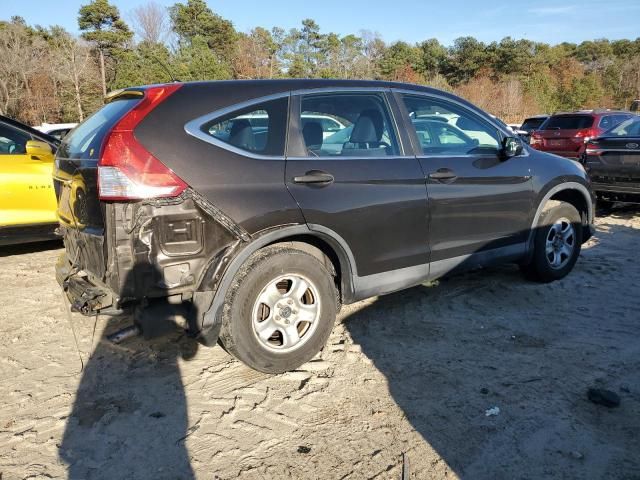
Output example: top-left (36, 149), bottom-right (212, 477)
top-left (233, 27), bottom-right (278, 79)
top-left (443, 36), bottom-right (492, 85)
top-left (78, 0), bottom-right (133, 96)
top-left (169, 0), bottom-right (236, 61)
top-left (130, 1), bottom-right (170, 45)
top-left (418, 38), bottom-right (447, 78)
top-left (379, 41), bottom-right (423, 82)
top-left (50, 29), bottom-right (100, 121)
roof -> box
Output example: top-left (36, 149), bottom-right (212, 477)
top-left (120, 78), bottom-right (480, 112)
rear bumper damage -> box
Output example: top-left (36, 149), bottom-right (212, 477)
top-left (56, 188), bottom-right (250, 341)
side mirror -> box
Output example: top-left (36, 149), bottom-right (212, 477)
top-left (26, 140), bottom-right (53, 160)
top-left (502, 136), bottom-right (523, 159)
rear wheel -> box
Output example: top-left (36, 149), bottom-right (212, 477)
top-left (521, 201), bottom-right (582, 283)
top-left (219, 245), bottom-right (337, 373)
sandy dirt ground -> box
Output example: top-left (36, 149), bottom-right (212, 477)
top-left (1, 206), bottom-right (639, 480)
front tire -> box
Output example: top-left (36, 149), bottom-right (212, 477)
top-left (219, 244), bottom-right (337, 373)
top-left (521, 201), bottom-right (582, 283)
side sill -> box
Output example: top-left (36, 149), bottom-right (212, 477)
top-left (351, 243), bottom-right (527, 302)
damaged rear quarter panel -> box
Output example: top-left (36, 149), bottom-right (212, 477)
top-left (105, 189), bottom-right (244, 308)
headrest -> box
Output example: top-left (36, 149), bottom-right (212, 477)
top-left (229, 119), bottom-right (254, 150)
top-left (350, 109), bottom-right (384, 143)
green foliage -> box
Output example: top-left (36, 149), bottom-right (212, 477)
top-left (169, 0), bottom-right (236, 60)
top-left (78, 0), bottom-right (132, 51)
top-left (4, 3), bottom-right (640, 125)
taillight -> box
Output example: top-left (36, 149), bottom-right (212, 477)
top-left (585, 141), bottom-right (603, 156)
top-left (530, 132), bottom-right (543, 146)
top-left (575, 127), bottom-right (598, 143)
top-left (98, 84), bottom-right (187, 201)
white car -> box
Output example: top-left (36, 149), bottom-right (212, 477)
top-left (33, 122), bottom-right (78, 140)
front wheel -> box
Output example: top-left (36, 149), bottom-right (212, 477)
top-left (521, 201), bottom-right (583, 283)
top-left (219, 244), bottom-right (337, 373)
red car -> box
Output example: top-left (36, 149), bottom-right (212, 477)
top-left (530, 110), bottom-right (634, 159)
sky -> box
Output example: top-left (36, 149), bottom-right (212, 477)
top-left (3, 0), bottom-right (640, 46)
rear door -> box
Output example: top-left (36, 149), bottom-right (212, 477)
top-left (0, 122), bottom-right (57, 227)
top-left (537, 115), bottom-right (593, 156)
top-left (285, 90), bottom-right (430, 288)
top-left (399, 93), bottom-right (533, 277)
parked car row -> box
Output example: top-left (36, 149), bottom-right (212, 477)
top-left (511, 109), bottom-right (640, 207)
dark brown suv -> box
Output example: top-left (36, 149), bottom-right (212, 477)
top-left (54, 80), bottom-right (595, 373)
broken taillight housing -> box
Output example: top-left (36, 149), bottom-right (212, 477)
top-left (98, 84), bottom-right (187, 201)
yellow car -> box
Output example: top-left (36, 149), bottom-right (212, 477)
top-left (0, 115), bottom-right (60, 246)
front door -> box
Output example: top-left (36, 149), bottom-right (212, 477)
top-left (0, 122), bottom-right (57, 227)
top-left (399, 94), bottom-right (534, 277)
top-left (285, 91), bottom-right (429, 294)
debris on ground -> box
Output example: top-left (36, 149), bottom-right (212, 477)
top-left (587, 388), bottom-right (621, 408)
top-left (485, 406), bottom-right (500, 417)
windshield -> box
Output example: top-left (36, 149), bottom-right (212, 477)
top-left (606, 117), bottom-right (640, 137)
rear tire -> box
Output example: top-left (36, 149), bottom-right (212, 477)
top-left (219, 244), bottom-right (337, 373)
top-left (521, 201), bottom-right (582, 283)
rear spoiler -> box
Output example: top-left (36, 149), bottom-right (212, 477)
top-left (104, 88), bottom-right (145, 104)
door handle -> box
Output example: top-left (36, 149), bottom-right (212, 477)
top-left (293, 170), bottom-right (335, 185)
top-left (428, 168), bottom-right (457, 182)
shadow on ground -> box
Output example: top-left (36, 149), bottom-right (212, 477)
top-left (0, 239), bottom-right (62, 258)
top-left (344, 220), bottom-right (640, 478)
top-left (59, 264), bottom-right (201, 479)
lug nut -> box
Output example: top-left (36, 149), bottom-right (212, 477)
top-left (285, 319), bottom-right (290, 324)
top-left (275, 315), bottom-right (280, 320)
top-left (287, 299), bottom-right (293, 305)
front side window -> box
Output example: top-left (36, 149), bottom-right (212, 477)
top-left (202, 97), bottom-right (288, 156)
top-left (0, 124), bottom-right (30, 155)
top-left (402, 95), bottom-right (500, 155)
top-left (298, 93), bottom-right (399, 157)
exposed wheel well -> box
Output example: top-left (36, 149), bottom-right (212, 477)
top-left (549, 189), bottom-right (589, 224)
top-left (266, 234), bottom-right (351, 305)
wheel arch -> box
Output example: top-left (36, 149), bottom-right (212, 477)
top-left (528, 181), bottom-right (594, 254)
top-left (198, 224), bottom-right (357, 337)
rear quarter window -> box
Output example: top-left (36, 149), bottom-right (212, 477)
top-left (542, 115), bottom-right (594, 130)
top-left (199, 97), bottom-right (289, 156)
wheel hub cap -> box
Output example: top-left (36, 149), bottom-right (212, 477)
top-left (251, 274), bottom-right (321, 353)
top-left (545, 217), bottom-right (575, 270)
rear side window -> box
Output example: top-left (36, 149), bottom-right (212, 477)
top-left (202, 97), bottom-right (288, 156)
top-left (402, 95), bottom-right (500, 155)
top-left (297, 93), bottom-right (399, 157)
top-left (542, 115), bottom-right (593, 130)
top-left (59, 98), bottom-right (140, 160)
top-left (0, 123), bottom-right (31, 155)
